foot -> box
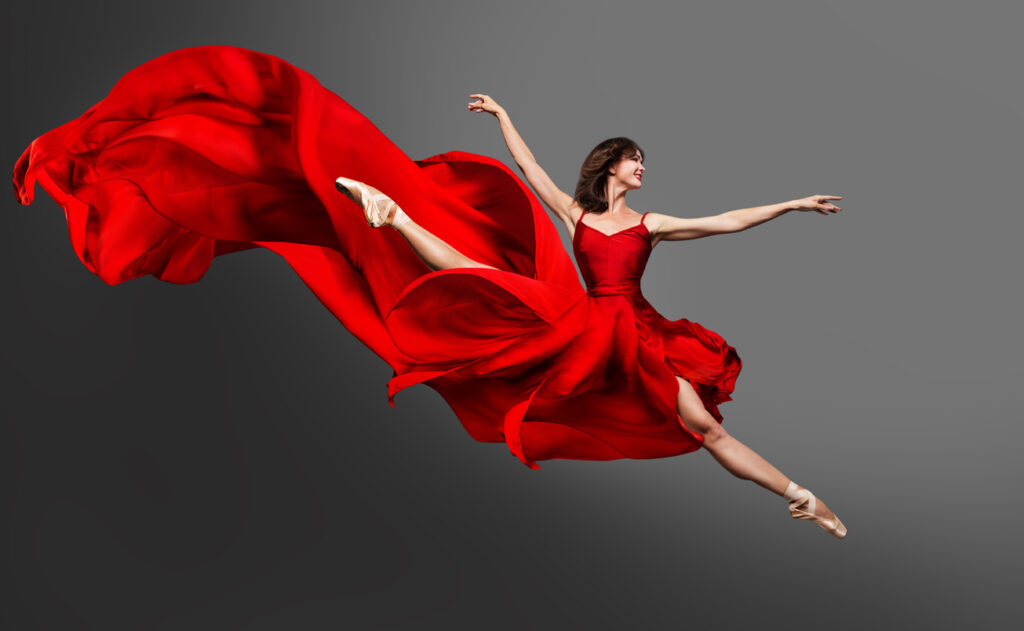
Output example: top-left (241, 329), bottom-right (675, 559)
top-left (784, 482), bottom-right (847, 539)
top-left (334, 176), bottom-right (407, 228)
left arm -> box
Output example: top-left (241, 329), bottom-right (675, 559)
top-left (647, 195), bottom-right (842, 244)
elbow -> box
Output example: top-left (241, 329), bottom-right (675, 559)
top-left (721, 217), bottom-right (746, 234)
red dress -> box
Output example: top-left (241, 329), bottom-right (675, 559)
top-left (12, 45), bottom-right (741, 469)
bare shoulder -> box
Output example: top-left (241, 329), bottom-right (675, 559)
top-left (641, 210), bottom-right (669, 231)
top-left (563, 199), bottom-right (585, 238)
top-left (566, 199), bottom-right (584, 225)
top-left (640, 211), bottom-right (664, 245)
top-left (641, 211), bottom-right (662, 228)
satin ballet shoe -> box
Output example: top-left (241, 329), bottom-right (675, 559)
top-left (784, 481), bottom-right (847, 539)
top-left (334, 176), bottom-right (410, 228)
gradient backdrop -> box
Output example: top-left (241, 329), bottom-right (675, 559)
top-left (3, 1), bottom-right (1020, 629)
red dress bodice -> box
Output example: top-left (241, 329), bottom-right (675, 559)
top-left (573, 212), bottom-right (652, 297)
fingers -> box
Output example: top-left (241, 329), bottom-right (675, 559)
top-left (466, 103), bottom-right (489, 113)
top-left (467, 93), bottom-right (496, 113)
top-left (812, 194), bottom-right (842, 214)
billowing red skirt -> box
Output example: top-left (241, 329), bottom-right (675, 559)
top-left (13, 45), bottom-right (741, 469)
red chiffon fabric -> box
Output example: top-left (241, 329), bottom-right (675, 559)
top-left (12, 45), bottom-right (741, 469)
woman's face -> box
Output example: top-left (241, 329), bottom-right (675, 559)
top-left (608, 150), bottom-right (645, 190)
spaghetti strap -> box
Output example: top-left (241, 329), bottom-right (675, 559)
top-left (640, 212), bottom-right (649, 227)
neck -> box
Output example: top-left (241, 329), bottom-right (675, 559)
top-left (605, 183), bottom-right (629, 214)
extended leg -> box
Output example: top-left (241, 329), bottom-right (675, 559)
top-left (335, 176), bottom-right (497, 272)
top-left (393, 218), bottom-right (498, 272)
top-left (674, 376), bottom-right (843, 533)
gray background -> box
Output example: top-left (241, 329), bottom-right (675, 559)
top-left (3, 0), bottom-right (1021, 629)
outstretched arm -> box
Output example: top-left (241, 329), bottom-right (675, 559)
top-left (647, 195), bottom-right (842, 245)
top-left (468, 94), bottom-right (579, 230)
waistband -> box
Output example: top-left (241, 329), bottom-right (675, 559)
top-left (586, 283), bottom-right (642, 297)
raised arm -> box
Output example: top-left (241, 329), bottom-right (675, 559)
top-left (468, 94), bottom-right (580, 230)
top-left (646, 195), bottom-right (843, 246)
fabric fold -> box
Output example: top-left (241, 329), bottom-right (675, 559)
top-left (12, 44), bottom-right (742, 470)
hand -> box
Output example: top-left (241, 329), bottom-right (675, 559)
top-left (467, 93), bottom-right (505, 117)
top-left (791, 194), bottom-right (843, 215)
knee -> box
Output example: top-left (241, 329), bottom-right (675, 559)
top-left (678, 409), bottom-right (729, 445)
top-left (702, 420), bottom-right (729, 446)
top-left (675, 377), bottom-right (729, 445)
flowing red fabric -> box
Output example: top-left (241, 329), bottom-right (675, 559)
top-left (12, 45), bottom-right (741, 469)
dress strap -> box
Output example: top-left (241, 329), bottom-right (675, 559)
top-left (640, 212), bottom-right (649, 226)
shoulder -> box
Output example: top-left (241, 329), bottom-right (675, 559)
top-left (566, 199), bottom-right (585, 225)
top-left (639, 211), bottom-right (665, 246)
top-left (640, 211), bottom-right (665, 231)
top-left (565, 201), bottom-right (588, 241)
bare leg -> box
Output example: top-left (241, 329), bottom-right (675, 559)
top-left (392, 218), bottom-right (498, 272)
top-left (674, 376), bottom-right (838, 522)
top-left (335, 176), bottom-right (497, 272)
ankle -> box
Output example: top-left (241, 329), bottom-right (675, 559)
top-left (390, 205), bottom-right (411, 228)
top-left (783, 480), bottom-right (804, 501)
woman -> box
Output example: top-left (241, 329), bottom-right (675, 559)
top-left (334, 94), bottom-right (846, 539)
top-left (13, 46), bottom-right (845, 539)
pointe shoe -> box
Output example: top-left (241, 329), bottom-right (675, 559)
top-left (784, 481), bottom-right (847, 539)
top-left (334, 176), bottom-right (409, 228)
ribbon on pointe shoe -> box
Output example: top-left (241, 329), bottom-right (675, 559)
top-left (335, 176), bottom-right (410, 228)
top-left (784, 481), bottom-right (816, 517)
top-left (783, 481), bottom-right (847, 538)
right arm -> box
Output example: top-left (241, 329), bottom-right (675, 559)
top-left (468, 95), bottom-right (579, 228)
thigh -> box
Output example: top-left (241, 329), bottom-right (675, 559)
top-left (675, 376), bottom-right (718, 436)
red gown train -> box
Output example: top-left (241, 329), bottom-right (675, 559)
top-left (12, 45), bottom-right (742, 469)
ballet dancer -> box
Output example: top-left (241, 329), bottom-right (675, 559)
top-left (335, 94), bottom-right (846, 538)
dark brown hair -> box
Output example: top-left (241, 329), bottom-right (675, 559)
top-left (572, 137), bottom-right (645, 214)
